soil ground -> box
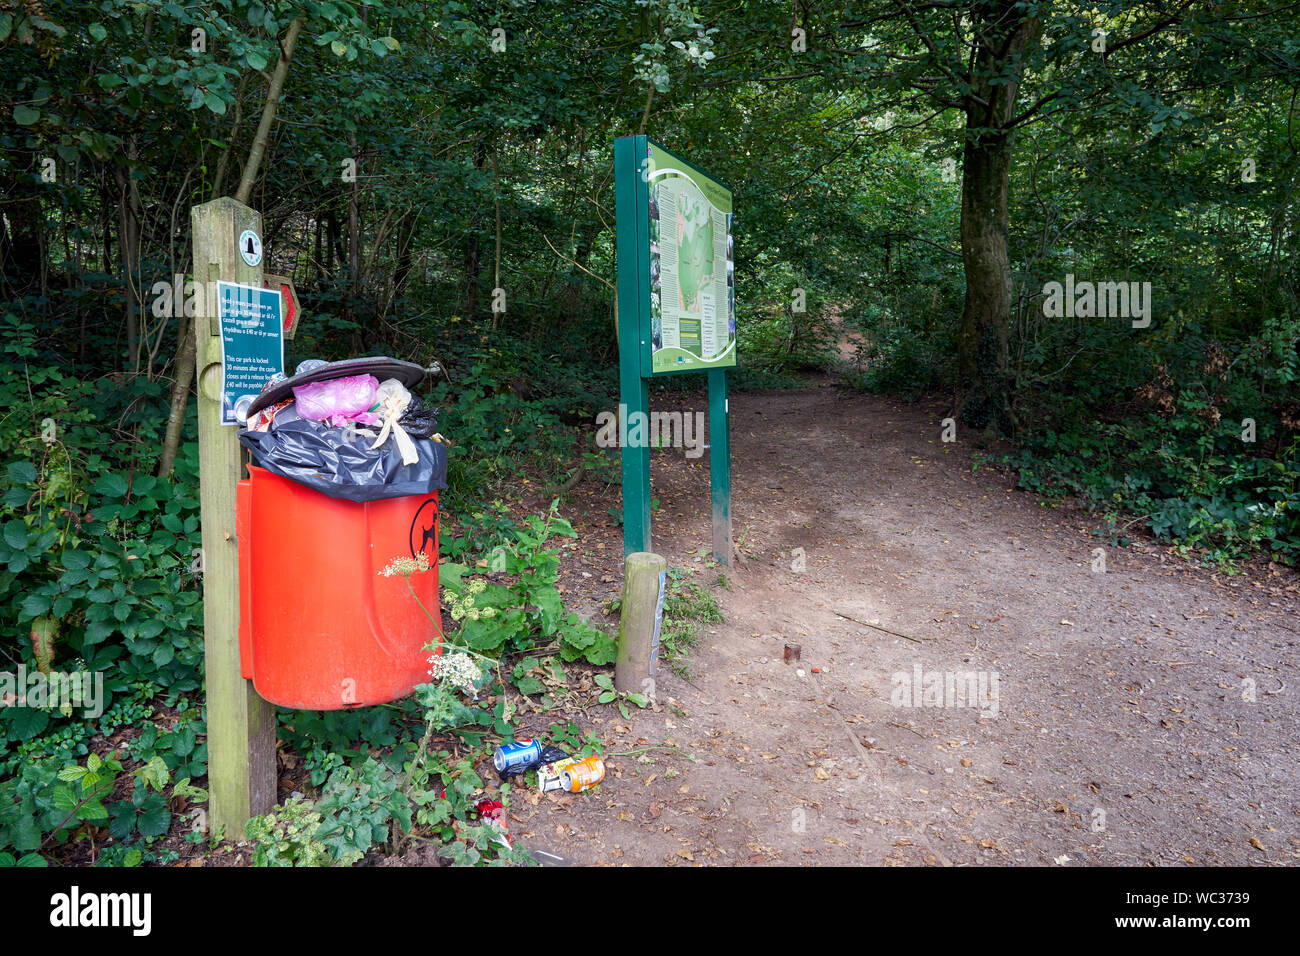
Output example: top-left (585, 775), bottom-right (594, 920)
top-left (504, 381), bottom-right (1300, 867)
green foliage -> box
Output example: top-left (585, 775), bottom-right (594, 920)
top-left (0, 397), bottom-right (205, 748)
top-left (0, 713), bottom-right (207, 864)
top-left (546, 720), bottom-right (603, 759)
top-left (592, 672), bottom-right (650, 720)
top-left (658, 567), bottom-right (723, 678)
top-left (247, 795), bottom-right (347, 868)
top-left (441, 500), bottom-right (617, 667)
top-left (0, 753), bottom-right (117, 854)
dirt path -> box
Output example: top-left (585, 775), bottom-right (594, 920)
top-left (508, 383), bottom-right (1300, 867)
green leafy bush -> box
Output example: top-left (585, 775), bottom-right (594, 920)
top-left (439, 501), bottom-right (617, 666)
top-left (0, 445), bottom-right (204, 747)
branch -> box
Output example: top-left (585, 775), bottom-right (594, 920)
top-left (233, 17), bottom-right (303, 205)
top-left (541, 232), bottom-right (613, 291)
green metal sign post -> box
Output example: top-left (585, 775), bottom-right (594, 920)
top-left (614, 135), bottom-right (734, 564)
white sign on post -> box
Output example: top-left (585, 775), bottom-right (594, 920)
top-left (215, 280), bottom-right (284, 425)
top-left (238, 229), bottom-right (263, 267)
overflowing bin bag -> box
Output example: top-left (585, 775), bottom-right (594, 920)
top-left (238, 356), bottom-right (447, 503)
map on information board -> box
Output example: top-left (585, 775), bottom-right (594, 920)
top-left (646, 141), bottom-right (736, 374)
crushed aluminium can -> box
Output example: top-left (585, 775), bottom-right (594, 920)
top-left (537, 757), bottom-right (578, 793)
top-left (560, 755), bottom-right (605, 793)
top-left (493, 738), bottom-right (543, 774)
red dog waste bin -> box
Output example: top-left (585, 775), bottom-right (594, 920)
top-left (236, 464), bottom-right (441, 710)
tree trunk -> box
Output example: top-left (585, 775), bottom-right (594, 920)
top-left (348, 135), bottom-right (362, 352)
top-left (0, 170), bottom-right (44, 297)
top-left (326, 209), bottom-right (342, 273)
top-left (155, 318), bottom-right (195, 477)
top-left (491, 150), bottom-right (502, 330)
top-left (313, 211), bottom-right (325, 281)
top-left (952, 3), bottom-right (1040, 435)
top-left (954, 127), bottom-right (1015, 433)
top-left (462, 138), bottom-right (488, 314)
top-left (392, 212), bottom-right (417, 295)
top-left (114, 163), bottom-right (143, 374)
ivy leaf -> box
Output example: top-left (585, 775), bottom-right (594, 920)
top-left (13, 105), bottom-right (39, 125)
top-left (88, 22), bottom-right (107, 41)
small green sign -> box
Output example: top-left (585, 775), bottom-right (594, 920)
top-left (645, 140), bottom-right (736, 374)
top-left (216, 280), bottom-right (284, 426)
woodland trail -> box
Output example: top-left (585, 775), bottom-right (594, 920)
top-left (481, 383), bottom-right (1300, 866)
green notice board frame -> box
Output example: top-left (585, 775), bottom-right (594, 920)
top-left (614, 135), bottom-right (733, 564)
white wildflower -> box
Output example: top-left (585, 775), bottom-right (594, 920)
top-left (380, 553), bottom-right (431, 578)
top-left (428, 651), bottom-right (483, 694)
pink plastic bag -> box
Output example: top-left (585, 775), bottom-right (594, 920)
top-left (292, 374), bottom-right (381, 427)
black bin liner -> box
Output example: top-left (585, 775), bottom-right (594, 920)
top-left (239, 418), bottom-right (448, 503)
top-left (399, 395), bottom-right (439, 439)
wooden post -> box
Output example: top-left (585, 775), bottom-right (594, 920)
top-left (192, 197), bottom-right (276, 838)
top-left (614, 552), bottom-right (667, 694)
top-left (708, 368), bottom-right (732, 565)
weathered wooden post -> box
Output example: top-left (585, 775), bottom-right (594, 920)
top-left (192, 197), bottom-right (276, 837)
top-left (614, 552), bottom-right (667, 694)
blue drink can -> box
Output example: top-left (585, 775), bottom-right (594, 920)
top-left (494, 738), bottom-right (543, 773)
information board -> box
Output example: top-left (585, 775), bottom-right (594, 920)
top-left (645, 140), bottom-right (736, 374)
top-left (614, 135), bottom-right (733, 565)
top-left (215, 280), bottom-right (284, 426)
